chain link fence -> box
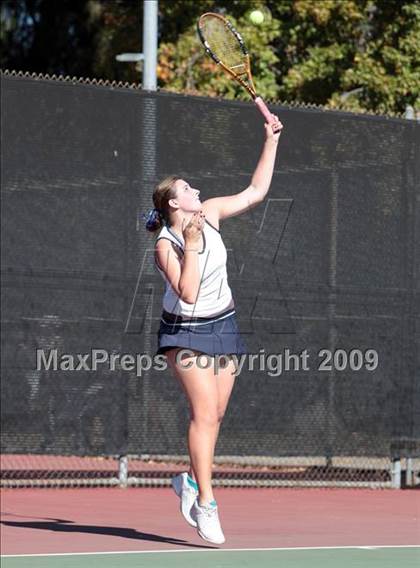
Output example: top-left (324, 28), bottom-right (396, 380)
top-left (2, 454), bottom-right (419, 489)
top-left (1, 71), bottom-right (419, 489)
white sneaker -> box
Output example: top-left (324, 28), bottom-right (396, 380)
top-left (171, 472), bottom-right (198, 527)
top-left (192, 498), bottom-right (225, 545)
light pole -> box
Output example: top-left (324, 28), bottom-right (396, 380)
top-left (142, 0), bottom-right (158, 90)
top-left (115, 0), bottom-right (158, 91)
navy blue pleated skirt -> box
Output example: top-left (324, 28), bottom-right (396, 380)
top-left (155, 307), bottom-right (248, 357)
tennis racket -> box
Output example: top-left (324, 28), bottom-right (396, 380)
top-left (197, 12), bottom-right (280, 131)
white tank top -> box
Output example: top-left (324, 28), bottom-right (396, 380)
top-left (154, 219), bottom-right (235, 317)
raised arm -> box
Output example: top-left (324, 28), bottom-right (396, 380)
top-left (202, 116), bottom-right (283, 222)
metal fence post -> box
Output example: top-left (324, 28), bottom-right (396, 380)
top-left (405, 457), bottom-right (413, 487)
top-left (391, 457), bottom-right (401, 489)
top-left (119, 455), bottom-right (128, 488)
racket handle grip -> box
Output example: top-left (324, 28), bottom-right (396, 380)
top-left (254, 96), bottom-right (276, 124)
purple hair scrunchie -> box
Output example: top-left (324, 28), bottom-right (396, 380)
top-left (142, 207), bottom-right (162, 229)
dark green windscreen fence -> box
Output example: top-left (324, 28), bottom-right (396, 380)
top-left (1, 73), bottom-right (419, 470)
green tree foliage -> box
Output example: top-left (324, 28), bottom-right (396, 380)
top-left (1, 0), bottom-right (418, 115)
top-left (335, 2), bottom-right (420, 114)
top-left (158, 9), bottom-right (280, 101)
top-left (158, 0), bottom-right (419, 114)
top-left (270, 0), bottom-right (420, 114)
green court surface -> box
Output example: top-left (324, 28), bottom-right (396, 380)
top-left (3, 547), bottom-right (420, 568)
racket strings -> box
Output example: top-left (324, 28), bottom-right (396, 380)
top-left (200, 17), bottom-right (246, 72)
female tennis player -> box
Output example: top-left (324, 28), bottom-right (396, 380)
top-left (145, 115), bottom-right (283, 544)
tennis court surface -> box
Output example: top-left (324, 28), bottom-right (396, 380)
top-left (2, 487), bottom-right (419, 567)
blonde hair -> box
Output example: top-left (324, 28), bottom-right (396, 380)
top-left (145, 175), bottom-right (180, 232)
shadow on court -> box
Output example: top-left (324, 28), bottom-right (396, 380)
top-left (0, 518), bottom-right (216, 550)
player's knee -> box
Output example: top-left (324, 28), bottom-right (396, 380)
top-left (192, 409), bottom-right (219, 428)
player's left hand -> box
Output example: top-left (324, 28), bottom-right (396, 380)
top-left (265, 114), bottom-right (283, 142)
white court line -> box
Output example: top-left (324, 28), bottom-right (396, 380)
top-left (2, 545), bottom-right (420, 558)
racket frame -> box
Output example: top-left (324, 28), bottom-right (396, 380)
top-left (197, 12), bottom-right (276, 126)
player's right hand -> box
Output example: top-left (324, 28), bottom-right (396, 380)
top-left (183, 211), bottom-right (205, 246)
top-left (265, 114), bottom-right (283, 141)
